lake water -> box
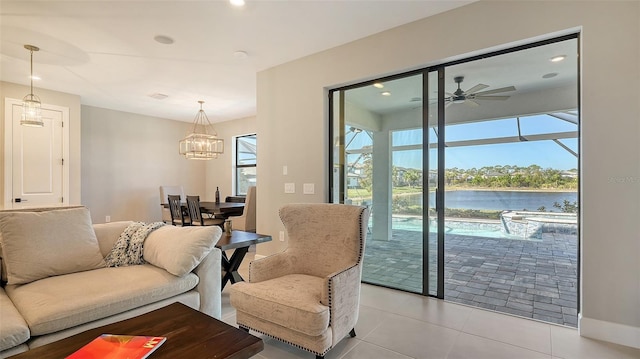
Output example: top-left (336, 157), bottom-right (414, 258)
top-left (406, 190), bottom-right (578, 211)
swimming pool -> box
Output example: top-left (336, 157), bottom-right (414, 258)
top-left (389, 216), bottom-right (521, 239)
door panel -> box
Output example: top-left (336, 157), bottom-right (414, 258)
top-left (9, 102), bottom-right (65, 208)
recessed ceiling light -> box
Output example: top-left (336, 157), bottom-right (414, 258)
top-left (230, 0), bottom-right (245, 6)
top-left (149, 93), bottom-right (169, 100)
top-left (30, 75), bottom-right (41, 81)
top-left (154, 35), bottom-right (174, 45)
top-left (373, 83), bottom-right (384, 89)
top-left (381, 91), bottom-right (391, 96)
top-left (542, 72), bottom-right (558, 79)
top-left (233, 50), bottom-right (248, 59)
top-left (550, 55), bottom-right (566, 62)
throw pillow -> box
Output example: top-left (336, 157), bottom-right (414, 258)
top-left (0, 207), bottom-right (106, 285)
top-left (144, 225), bottom-right (221, 276)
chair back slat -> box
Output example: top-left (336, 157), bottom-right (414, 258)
top-left (168, 195), bottom-right (188, 226)
top-left (186, 195), bottom-right (204, 225)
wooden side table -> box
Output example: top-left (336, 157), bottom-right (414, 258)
top-left (216, 230), bottom-right (272, 290)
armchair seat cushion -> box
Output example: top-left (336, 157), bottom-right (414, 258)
top-left (230, 274), bottom-right (329, 337)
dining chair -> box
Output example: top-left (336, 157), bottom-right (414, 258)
top-left (160, 185), bottom-right (185, 223)
top-left (168, 194), bottom-right (190, 226)
top-left (186, 195), bottom-right (224, 227)
top-left (225, 195), bottom-right (246, 203)
top-left (227, 186), bottom-right (256, 232)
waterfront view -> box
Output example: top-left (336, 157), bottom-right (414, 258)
top-left (332, 36), bottom-right (579, 328)
top-left (418, 190), bottom-right (577, 212)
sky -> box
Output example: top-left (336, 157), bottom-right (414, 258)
top-left (347, 113), bottom-right (579, 171)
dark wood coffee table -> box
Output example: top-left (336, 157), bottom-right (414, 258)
top-left (10, 302), bottom-right (263, 359)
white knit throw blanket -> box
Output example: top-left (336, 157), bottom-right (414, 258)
top-left (104, 222), bottom-right (165, 267)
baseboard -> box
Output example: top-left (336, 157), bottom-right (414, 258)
top-left (579, 314), bottom-right (640, 349)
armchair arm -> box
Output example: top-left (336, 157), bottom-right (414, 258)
top-left (248, 252), bottom-right (294, 283)
top-left (323, 264), bottom-right (362, 343)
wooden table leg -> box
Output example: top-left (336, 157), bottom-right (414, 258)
top-left (221, 246), bottom-right (250, 290)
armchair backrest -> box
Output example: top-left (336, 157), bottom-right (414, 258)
top-left (159, 185), bottom-right (185, 204)
top-left (243, 186), bottom-right (257, 231)
top-left (279, 203), bottom-right (369, 278)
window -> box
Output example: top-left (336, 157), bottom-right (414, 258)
top-left (235, 134), bottom-right (256, 195)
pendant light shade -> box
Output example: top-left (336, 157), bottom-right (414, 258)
top-left (21, 45), bottom-right (43, 127)
top-left (179, 101), bottom-right (224, 160)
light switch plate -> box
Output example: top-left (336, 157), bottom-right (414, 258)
top-left (284, 183), bottom-right (295, 193)
top-left (303, 183), bottom-right (315, 194)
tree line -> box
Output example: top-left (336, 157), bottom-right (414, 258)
top-left (357, 159), bottom-right (577, 191)
top-left (443, 164), bottom-right (577, 189)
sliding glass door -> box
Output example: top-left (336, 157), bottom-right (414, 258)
top-left (330, 72), bottom-right (431, 294)
top-left (330, 34), bottom-right (579, 326)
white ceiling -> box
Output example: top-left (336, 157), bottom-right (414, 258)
top-left (345, 37), bottom-right (579, 124)
top-left (0, 0), bottom-right (475, 123)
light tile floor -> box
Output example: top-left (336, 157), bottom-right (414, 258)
top-left (221, 253), bottom-right (640, 359)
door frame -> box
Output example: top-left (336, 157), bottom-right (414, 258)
top-left (3, 98), bottom-right (70, 209)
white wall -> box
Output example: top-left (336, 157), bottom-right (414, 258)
top-left (81, 105), bottom-right (206, 224)
top-left (256, 0), bottom-right (640, 348)
top-left (204, 116), bottom-right (256, 202)
top-left (0, 81), bottom-right (81, 206)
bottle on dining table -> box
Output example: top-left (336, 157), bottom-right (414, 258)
top-left (215, 187), bottom-right (220, 203)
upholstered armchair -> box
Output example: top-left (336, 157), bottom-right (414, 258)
top-left (230, 203), bottom-right (369, 359)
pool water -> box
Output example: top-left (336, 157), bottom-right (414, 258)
top-left (388, 216), bottom-right (520, 239)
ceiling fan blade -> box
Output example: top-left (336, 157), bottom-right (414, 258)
top-left (445, 101), bottom-right (453, 108)
top-left (465, 99), bottom-right (480, 107)
top-left (474, 86), bottom-right (516, 96)
top-left (465, 84), bottom-right (489, 94)
top-left (474, 95), bottom-right (510, 100)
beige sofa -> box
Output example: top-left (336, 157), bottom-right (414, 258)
top-left (0, 207), bottom-right (222, 358)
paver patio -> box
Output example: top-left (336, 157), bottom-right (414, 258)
top-left (362, 227), bottom-right (578, 327)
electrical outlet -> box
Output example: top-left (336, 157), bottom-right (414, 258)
top-left (105, 215), bottom-right (111, 223)
top-left (279, 231), bottom-right (285, 242)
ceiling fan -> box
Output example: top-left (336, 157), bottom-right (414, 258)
top-left (445, 76), bottom-right (516, 107)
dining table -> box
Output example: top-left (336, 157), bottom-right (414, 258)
top-left (199, 201), bottom-right (245, 218)
top-left (162, 201), bottom-right (244, 219)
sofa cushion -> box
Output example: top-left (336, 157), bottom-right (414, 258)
top-left (144, 225), bottom-right (221, 276)
top-left (0, 207), bottom-right (106, 285)
top-left (230, 274), bottom-right (329, 337)
top-left (0, 233), bottom-right (6, 283)
top-left (0, 288), bottom-right (30, 351)
top-left (5, 264), bottom-right (199, 336)
top-left (93, 221), bottom-right (134, 257)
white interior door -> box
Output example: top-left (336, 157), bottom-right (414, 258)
top-left (4, 99), bottom-right (69, 209)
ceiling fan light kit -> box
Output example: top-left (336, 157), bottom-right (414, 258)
top-left (21, 44), bottom-right (44, 127)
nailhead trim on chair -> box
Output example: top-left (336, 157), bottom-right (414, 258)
top-left (245, 205), bottom-right (367, 357)
top-left (238, 324), bottom-right (330, 357)
top-left (326, 206), bottom-right (366, 352)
